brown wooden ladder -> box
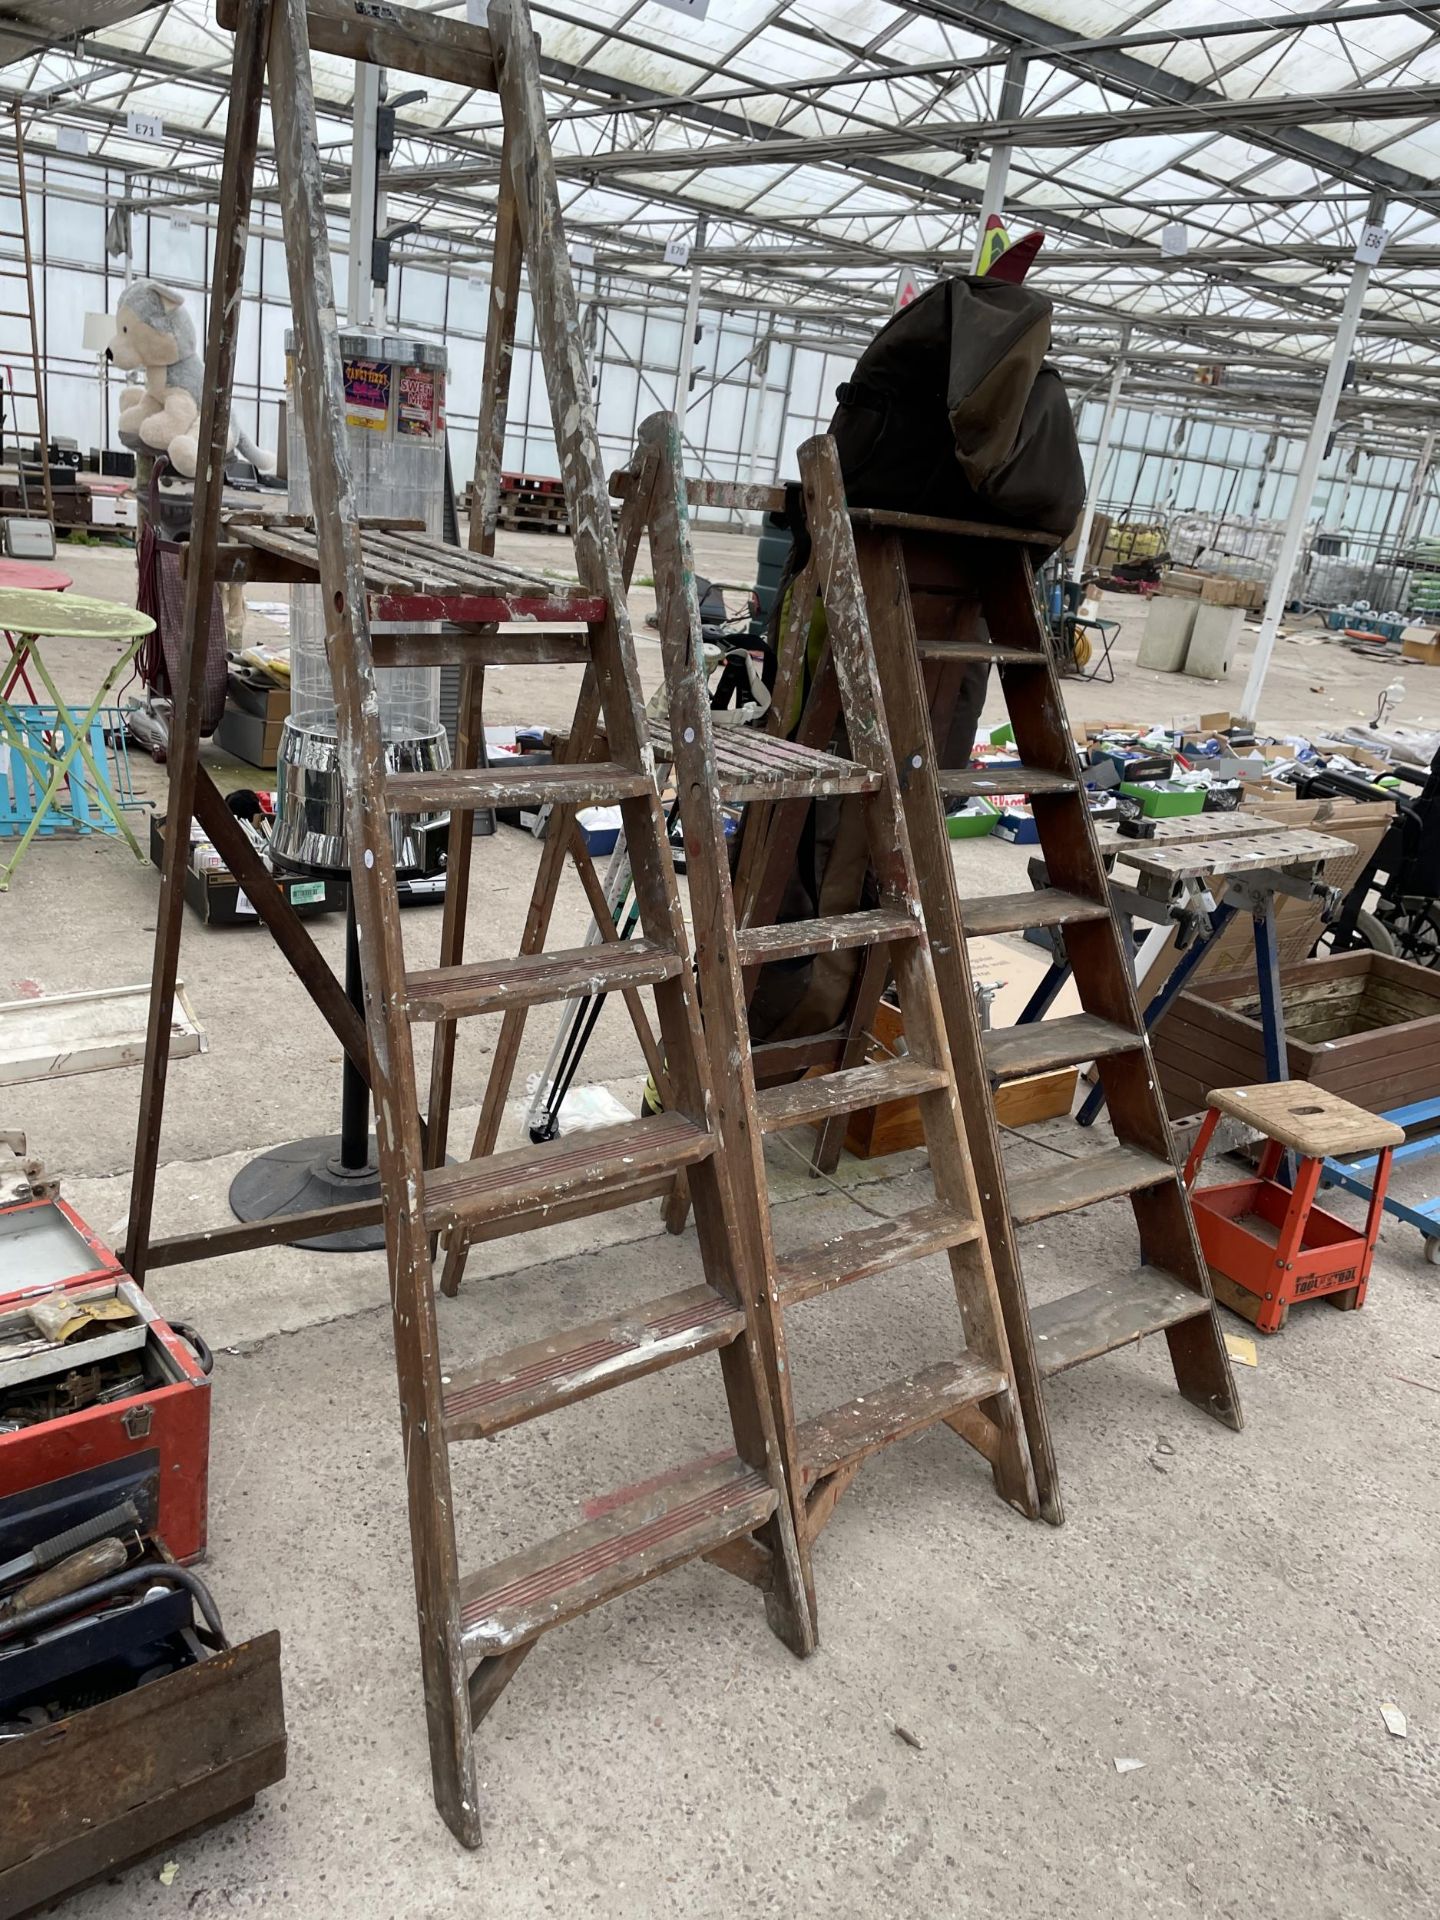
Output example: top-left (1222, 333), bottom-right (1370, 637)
top-left (732, 496), bottom-right (1244, 1526)
top-left (625, 413), bottom-right (1040, 1605)
top-left (124, 0), bottom-right (815, 1849)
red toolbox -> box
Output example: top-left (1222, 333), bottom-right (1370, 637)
top-left (0, 1196), bottom-right (211, 1562)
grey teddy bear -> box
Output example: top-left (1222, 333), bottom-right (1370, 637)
top-left (109, 278), bottom-right (276, 478)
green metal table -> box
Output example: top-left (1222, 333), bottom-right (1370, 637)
top-left (0, 589), bottom-right (155, 890)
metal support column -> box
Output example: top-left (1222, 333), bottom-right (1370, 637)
top-left (1071, 337), bottom-right (1127, 578)
top-left (968, 53), bottom-right (1026, 269)
top-left (1241, 194), bottom-right (1388, 720)
top-left (674, 215), bottom-right (707, 437)
top-left (347, 62), bottom-right (381, 328)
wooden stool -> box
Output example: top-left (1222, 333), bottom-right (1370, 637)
top-left (1182, 1083), bottom-right (1404, 1333)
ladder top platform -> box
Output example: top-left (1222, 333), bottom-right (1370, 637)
top-left (223, 520), bottom-right (607, 626)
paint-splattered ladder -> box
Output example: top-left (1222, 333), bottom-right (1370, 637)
top-left (623, 414), bottom-right (1041, 1624)
top-left (727, 489), bottom-right (1244, 1526)
top-left (144, 0), bottom-right (825, 1851)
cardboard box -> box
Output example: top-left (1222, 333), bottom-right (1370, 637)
top-left (214, 704), bottom-right (285, 769)
top-left (226, 669), bottom-right (290, 723)
top-left (1402, 630), bottom-right (1440, 667)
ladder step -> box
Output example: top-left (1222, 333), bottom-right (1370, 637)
top-left (386, 761), bottom-right (652, 811)
top-left (407, 939), bottom-right (681, 1022)
top-left (442, 1284), bottom-right (745, 1440)
top-left (794, 1354), bottom-right (1008, 1484)
top-left (457, 1459), bottom-right (777, 1655)
top-left (423, 1113), bottom-right (713, 1237)
top-left (775, 1203), bottom-right (978, 1307)
top-left (939, 768), bottom-right (1076, 797)
top-left (917, 640), bottom-right (1045, 667)
top-left (754, 1059), bottom-right (949, 1134)
top-left (962, 887), bottom-right (1111, 939)
top-left (735, 906), bottom-right (918, 967)
top-left (1029, 1273), bottom-right (1210, 1377)
top-left (1006, 1145), bottom-right (1175, 1225)
top-left (371, 629), bottom-right (591, 669)
top-left (983, 1013), bottom-right (1141, 1083)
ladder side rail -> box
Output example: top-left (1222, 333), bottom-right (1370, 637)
top-left (427, 119), bottom-right (526, 1166)
top-left (640, 410), bottom-right (814, 1651)
top-left (266, 0), bottom-right (479, 1842)
top-left (124, 0), bottom-right (275, 1282)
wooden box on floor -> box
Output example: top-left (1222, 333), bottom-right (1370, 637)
top-left (844, 1000), bottom-right (1079, 1158)
top-left (1152, 951), bottom-right (1440, 1121)
top-left (0, 1631), bottom-right (285, 1917)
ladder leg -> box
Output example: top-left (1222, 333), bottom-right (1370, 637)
top-left (124, 0), bottom-right (274, 1283)
top-left (427, 129), bottom-right (524, 1165)
top-left (267, 0), bottom-right (479, 1841)
top-left (638, 414), bottom-right (817, 1645)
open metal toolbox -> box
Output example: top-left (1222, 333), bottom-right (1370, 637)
top-left (0, 1190), bottom-right (286, 1913)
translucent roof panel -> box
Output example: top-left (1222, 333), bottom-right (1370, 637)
top-left (6, 0), bottom-right (1440, 423)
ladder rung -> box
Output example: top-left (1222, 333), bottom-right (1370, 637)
top-left (442, 1284), bottom-right (745, 1440)
top-left (387, 761), bottom-right (652, 811)
top-left (795, 1354), bottom-right (1007, 1484)
top-left (917, 641), bottom-right (1045, 667)
top-left (962, 887), bottom-right (1110, 938)
top-left (939, 767), bottom-right (1076, 798)
top-left (1029, 1273), bottom-right (1210, 1377)
top-left (422, 1112), bottom-right (712, 1236)
top-left (370, 629), bottom-right (591, 669)
top-left (406, 939), bottom-right (681, 1022)
top-left (735, 906), bottom-right (918, 967)
top-left (775, 1203), bottom-right (978, 1307)
top-left (1006, 1145), bottom-right (1175, 1225)
top-left (983, 1013), bottom-right (1140, 1083)
top-left (457, 1459), bottom-right (776, 1655)
top-left (754, 1059), bottom-right (948, 1134)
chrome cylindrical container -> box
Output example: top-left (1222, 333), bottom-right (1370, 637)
top-left (273, 331), bottom-right (450, 874)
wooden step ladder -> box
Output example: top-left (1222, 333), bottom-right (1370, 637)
top-left (124, 0), bottom-right (816, 1848)
top-left (617, 413), bottom-right (1040, 1593)
top-left (733, 496), bottom-right (1244, 1526)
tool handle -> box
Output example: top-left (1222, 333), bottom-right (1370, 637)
top-left (3, 1498), bottom-right (140, 1584)
top-left (7, 1538), bottom-right (129, 1616)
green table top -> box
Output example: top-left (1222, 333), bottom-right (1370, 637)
top-left (0, 589), bottom-right (155, 641)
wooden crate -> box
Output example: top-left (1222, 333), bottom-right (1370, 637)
top-left (1152, 951), bottom-right (1440, 1120)
top-left (843, 1000), bottom-right (1078, 1158)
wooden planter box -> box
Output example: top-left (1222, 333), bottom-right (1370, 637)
top-left (1153, 951), bottom-right (1440, 1121)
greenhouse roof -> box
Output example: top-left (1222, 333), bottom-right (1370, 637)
top-left (7, 0), bottom-right (1440, 429)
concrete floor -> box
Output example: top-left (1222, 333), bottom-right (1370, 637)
top-left (5, 531), bottom-right (1440, 1918)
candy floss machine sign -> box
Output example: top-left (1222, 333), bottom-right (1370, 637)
top-left (398, 363), bottom-right (444, 439)
top-left (344, 357), bottom-right (392, 430)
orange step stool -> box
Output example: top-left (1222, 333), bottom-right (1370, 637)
top-left (1182, 1082), bottom-right (1404, 1334)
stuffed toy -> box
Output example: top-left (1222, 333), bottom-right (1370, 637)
top-left (108, 279), bottom-right (276, 479)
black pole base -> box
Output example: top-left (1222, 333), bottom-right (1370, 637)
top-left (228, 1133), bottom-right (385, 1252)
